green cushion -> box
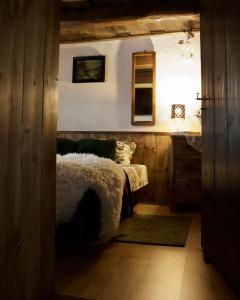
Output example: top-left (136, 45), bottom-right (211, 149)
top-left (57, 138), bottom-right (78, 155)
top-left (77, 139), bottom-right (117, 160)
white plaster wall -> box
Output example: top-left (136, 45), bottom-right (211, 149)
top-left (58, 32), bottom-right (201, 132)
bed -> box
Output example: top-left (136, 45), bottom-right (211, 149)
top-left (56, 138), bottom-right (148, 244)
top-left (121, 164), bottom-right (148, 192)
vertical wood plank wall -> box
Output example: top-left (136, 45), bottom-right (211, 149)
top-left (57, 132), bottom-right (171, 204)
top-left (201, 0), bottom-right (240, 297)
top-left (0, 1), bottom-right (59, 299)
top-left (200, 0), bottom-right (215, 258)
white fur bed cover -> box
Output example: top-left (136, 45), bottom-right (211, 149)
top-left (56, 153), bottom-right (126, 242)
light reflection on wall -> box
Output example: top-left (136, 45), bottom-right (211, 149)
top-left (152, 32), bottom-right (201, 133)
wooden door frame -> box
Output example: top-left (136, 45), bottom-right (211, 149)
top-left (0, 1), bottom-right (60, 299)
top-left (54, 1), bottom-right (202, 295)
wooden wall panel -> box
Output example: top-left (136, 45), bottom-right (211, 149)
top-left (41, 0), bottom-right (60, 297)
top-left (0, 1), bottom-right (60, 299)
top-left (225, 4), bottom-right (240, 196)
top-left (156, 136), bottom-right (171, 203)
top-left (131, 133), bottom-right (145, 164)
top-left (201, 0), bottom-right (215, 196)
top-left (200, 0), bottom-right (215, 259)
top-left (57, 131), bottom-right (171, 204)
top-left (212, 8), bottom-right (228, 197)
top-left (201, 0), bottom-right (240, 296)
top-left (0, 2), bottom-right (25, 298)
top-left (224, 7), bottom-right (240, 294)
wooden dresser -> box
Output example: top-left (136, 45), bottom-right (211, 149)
top-left (170, 135), bottom-right (201, 211)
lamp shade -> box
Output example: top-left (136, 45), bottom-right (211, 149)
top-left (171, 104), bottom-right (185, 119)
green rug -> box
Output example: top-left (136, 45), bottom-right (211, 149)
top-left (113, 214), bottom-right (191, 247)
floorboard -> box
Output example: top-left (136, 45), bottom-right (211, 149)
top-left (55, 294), bottom-right (92, 300)
top-left (56, 204), bottom-right (237, 300)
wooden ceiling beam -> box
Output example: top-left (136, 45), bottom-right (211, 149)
top-left (61, 0), bottom-right (200, 22)
top-left (60, 28), bottom-right (200, 44)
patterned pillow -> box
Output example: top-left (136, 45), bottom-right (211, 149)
top-left (115, 141), bottom-right (136, 164)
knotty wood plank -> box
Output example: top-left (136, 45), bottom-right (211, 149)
top-left (201, 0), bottom-right (240, 296)
top-left (0, 1), bottom-right (59, 299)
top-left (155, 136), bottom-right (171, 204)
top-left (212, 9), bottom-right (228, 197)
top-left (131, 133), bottom-right (145, 164)
top-left (226, 6), bottom-right (240, 195)
top-left (0, 1), bottom-right (25, 299)
top-left (41, 0), bottom-right (60, 298)
top-left (200, 0), bottom-right (216, 263)
top-left (143, 134), bottom-right (157, 172)
top-left (223, 9), bottom-right (240, 295)
top-left (21, 4), bottom-right (43, 297)
top-left (142, 134), bottom-right (157, 203)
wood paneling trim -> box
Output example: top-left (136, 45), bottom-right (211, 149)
top-left (58, 130), bottom-right (201, 135)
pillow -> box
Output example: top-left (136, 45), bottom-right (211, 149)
top-left (115, 141), bottom-right (136, 164)
top-left (57, 138), bottom-right (79, 155)
top-left (77, 139), bottom-right (117, 160)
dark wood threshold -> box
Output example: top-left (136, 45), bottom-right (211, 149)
top-left (55, 294), bottom-right (94, 300)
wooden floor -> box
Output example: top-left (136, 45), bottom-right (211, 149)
top-left (55, 294), bottom-right (92, 300)
top-left (56, 204), bottom-right (237, 300)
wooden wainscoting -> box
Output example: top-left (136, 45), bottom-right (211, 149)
top-left (57, 131), bottom-right (171, 204)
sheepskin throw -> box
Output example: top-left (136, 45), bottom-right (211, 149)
top-left (56, 153), bottom-right (126, 242)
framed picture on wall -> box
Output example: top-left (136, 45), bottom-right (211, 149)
top-left (72, 56), bottom-right (105, 83)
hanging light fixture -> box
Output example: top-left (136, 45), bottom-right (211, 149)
top-left (179, 24), bottom-right (195, 61)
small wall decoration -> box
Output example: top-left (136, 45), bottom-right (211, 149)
top-left (72, 56), bottom-right (105, 83)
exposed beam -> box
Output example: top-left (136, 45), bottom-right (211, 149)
top-left (60, 28), bottom-right (200, 44)
top-left (61, 0), bottom-right (200, 22)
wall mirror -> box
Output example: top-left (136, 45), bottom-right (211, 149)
top-left (132, 51), bottom-right (156, 126)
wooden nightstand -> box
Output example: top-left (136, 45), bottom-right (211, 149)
top-left (170, 135), bottom-right (201, 211)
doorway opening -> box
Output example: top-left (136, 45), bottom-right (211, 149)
top-left (55, 2), bottom-right (233, 300)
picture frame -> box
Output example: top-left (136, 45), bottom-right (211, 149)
top-left (72, 56), bottom-right (105, 83)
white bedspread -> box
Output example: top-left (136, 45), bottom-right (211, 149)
top-left (121, 164), bottom-right (148, 192)
top-left (56, 153), bottom-right (125, 242)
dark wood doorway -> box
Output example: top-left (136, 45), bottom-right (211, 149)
top-left (2, 0), bottom-right (240, 299)
top-left (201, 0), bottom-right (240, 297)
top-left (0, 1), bottom-right (60, 299)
